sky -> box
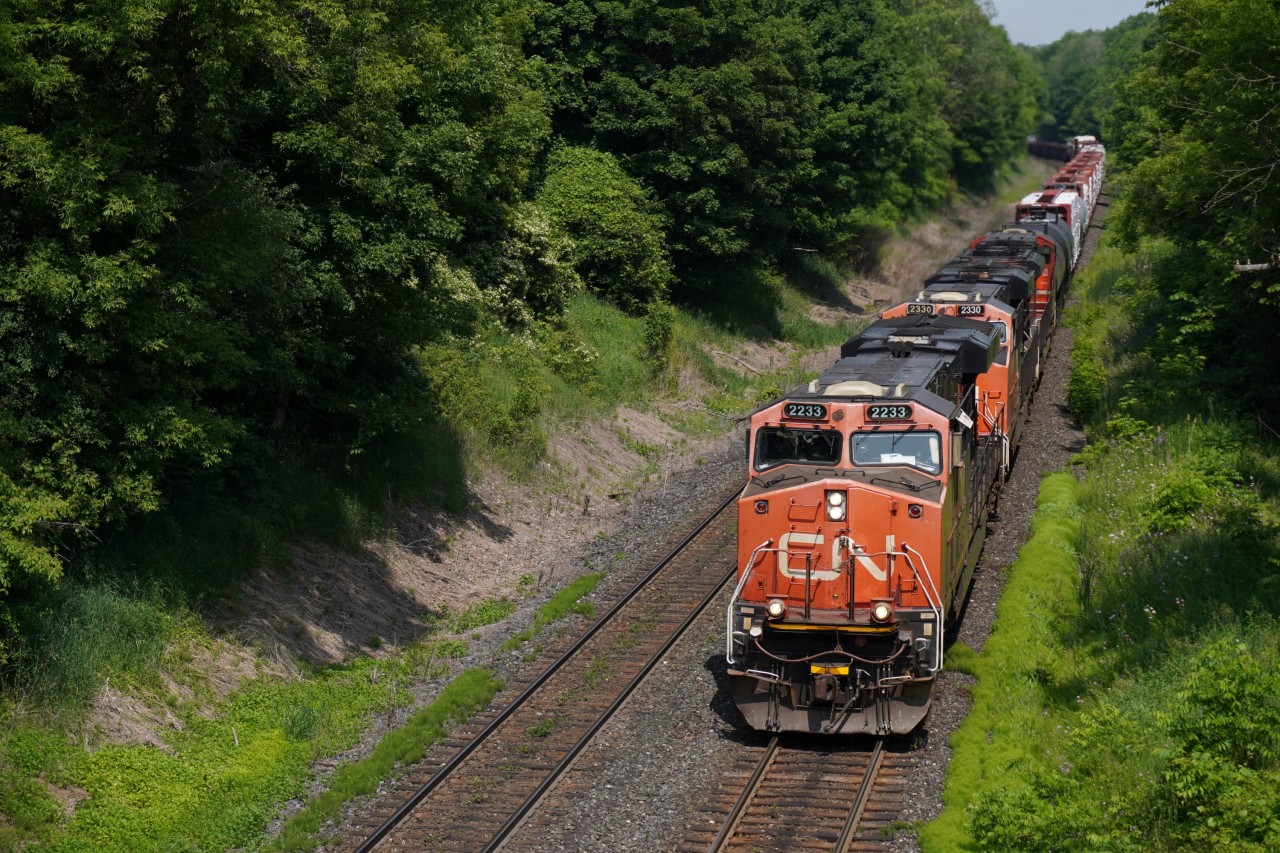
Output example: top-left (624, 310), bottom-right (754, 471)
top-left (986, 0), bottom-right (1154, 47)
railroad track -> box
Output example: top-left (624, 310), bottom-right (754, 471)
top-left (344, 485), bottom-right (742, 852)
top-left (680, 736), bottom-right (914, 852)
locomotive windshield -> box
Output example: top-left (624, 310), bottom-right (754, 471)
top-left (754, 427), bottom-right (843, 470)
top-left (851, 431), bottom-right (942, 475)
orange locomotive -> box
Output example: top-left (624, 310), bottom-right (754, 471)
top-left (727, 143), bottom-right (1103, 736)
top-left (882, 248), bottom-right (1054, 476)
top-left (727, 315), bottom-right (1002, 734)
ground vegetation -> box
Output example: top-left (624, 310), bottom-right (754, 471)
top-left (925, 5), bottom-right (1280, 845)
top-left (923, 246), bottom-right (1280, 851)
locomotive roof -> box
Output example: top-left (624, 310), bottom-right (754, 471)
top-left (948, 248), bottom-right (1044, 277)
top-left (967, 237), bottom-right (1042, 259)
top-left (840, 314), bottom-right (1000, 378)
top-left (1002, 219), bottom-right (1074, 260)
top-left (795, 352), bottom-right (963, 424)
top-left (926, 261), bottom-right (1033, 304)
top-left (908, 286), bottom-right (1016, 317)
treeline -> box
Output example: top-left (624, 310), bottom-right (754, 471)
top-left (1102, 0), bottom-right (1280, 416)
top-left (1024, 12), bottom-right (1156, 142)
top-left (1028, 0), bottom-right (1280, 419)
top-left (0, 0), bottom-right (1035, 645)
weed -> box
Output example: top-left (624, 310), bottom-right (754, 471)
top-left (448, 598), bottom-right (517, 633)
top-left (274, 668), bottom-right (501, 851)
top-left (526, 717), bottom-right (555, 738)
top-left (586, 653), bottom-right (614, 686)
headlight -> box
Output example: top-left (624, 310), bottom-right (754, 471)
top-left (766, 599), bottom-right (787, 619)
top-left (826, 490), bottom-right (846, 521)
top-left (870, 601), bottom-right (893, 624)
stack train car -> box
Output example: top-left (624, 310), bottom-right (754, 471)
top-left (726, 138), bottom-right (1104, 735)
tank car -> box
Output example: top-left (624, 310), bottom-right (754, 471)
top-left (727, 315), bottom-right (1003, 734)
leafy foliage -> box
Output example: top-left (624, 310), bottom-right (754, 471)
top-left (928, 239), bottom-right (1280, 850)
top-left (1026, 13), bottom-right (1157, 141)
top-left (0, 0), bottom-right (552, 608)
top-left (1106, 0), bottom-right (1280, 417)
top-left (890, 0), bottom-right (1040, 193)
top-left (537, 146), bottom-right (671, 312)
top-left (530, 0), bottom-right (1036, 284)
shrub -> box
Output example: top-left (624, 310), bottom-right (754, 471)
top-left (536, 148), bottom-right (672, 313)
top-left (643, 301), bottom-right (676, 374)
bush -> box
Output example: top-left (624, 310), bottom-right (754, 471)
top-left (536, 148), bottom-right (673, 313)
top-left (643, 301), bottom-right (676, 374)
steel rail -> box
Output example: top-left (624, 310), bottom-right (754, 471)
top-left (487, 560), bottom-right (739, 851)
top-left (834, 738), bottom-right (886, 852)
top-left (354, 482), bottom-right (745, 853)
top-left (705, 736), bottom-right (780, 853)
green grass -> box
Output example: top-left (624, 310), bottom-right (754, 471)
top-left (447, 597), bottom-right (518, 633)
top-left (920, 472), bottom-right (1082, 851)
top-left (500, 571), bottom-right (605, 653)
top-left (271, 667), bottom-right (502, 851)
top-left (0, 654), bottom-right (412, 852)
top-left (13, 583), bottom-right (173, 714)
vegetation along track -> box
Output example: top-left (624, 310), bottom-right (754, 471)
top-left (344, 486), bottom-right (743, 852)
top-left (680, 736), bottom-right (912, 851)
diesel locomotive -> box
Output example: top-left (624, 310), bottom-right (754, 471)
top-left (726, 140), bottom-right (1102, 735)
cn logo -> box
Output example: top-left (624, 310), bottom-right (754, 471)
top-left (777, 533), bottom-right (890, 582)
top-left (778, 532), bottom-right (836, 580)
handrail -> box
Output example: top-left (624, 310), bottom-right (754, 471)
top-left (900, 542), bottom-right (944, 673)
top-left (725, 539), bottom-right (773, 665)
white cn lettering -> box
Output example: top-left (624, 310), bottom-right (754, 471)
top-left (779, 532), bottom-right (840, 581)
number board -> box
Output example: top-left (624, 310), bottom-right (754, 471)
top-left (906, 303), bottom-right (934, 315)
top-left (783, 402), bottom-right (827, 420)
top-left (866, 404), bottom-right (913, 421)
top-left (957, 304), bottom-right (984, 316)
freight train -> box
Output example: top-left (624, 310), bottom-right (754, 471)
top-left (726, 139), bottom-right (1103, 735)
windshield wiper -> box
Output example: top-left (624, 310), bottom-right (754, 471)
top-left (869, 475), bottom-right (941, 493)
top-left (753, 471), bottom-right (804, 488)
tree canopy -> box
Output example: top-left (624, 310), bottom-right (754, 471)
top-left (0, 0), bottom-right (1038, 632)
top-left (1027, 12), bottom-right (1157, 142)
top-left (1105, 0), bottom-right (1280, 413)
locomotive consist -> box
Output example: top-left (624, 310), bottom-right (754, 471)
top-left (726, 140), bottom-right (1104, 735)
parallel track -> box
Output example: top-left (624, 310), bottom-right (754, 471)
top-left (683, 736), bottom-right (913, 852)
top-left (346, 485), bottom-right (743, 852)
